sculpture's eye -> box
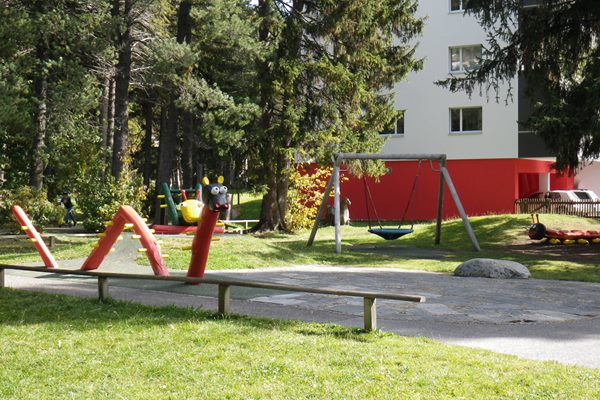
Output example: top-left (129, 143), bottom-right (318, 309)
top-left (220, 186), bottom-right (227, 194)
top-left (210, 186), bottom-right (220, 195)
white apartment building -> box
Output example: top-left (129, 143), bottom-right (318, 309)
top-left (341, 0), bottom-right (578, 220)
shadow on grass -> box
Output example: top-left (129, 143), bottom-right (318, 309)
top-left (0, 288), bottom-right (372, 340)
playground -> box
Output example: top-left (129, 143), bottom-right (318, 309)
top-left (2, 202), bottom-right (600, 398)
top-left (2, 176), bottom-right (600, 399)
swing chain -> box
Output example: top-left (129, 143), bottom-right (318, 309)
top-left (398, 160), bottom-right (422, 230)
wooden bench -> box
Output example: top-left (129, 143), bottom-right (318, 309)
top-left (0, 264), bottom-right (425, 331)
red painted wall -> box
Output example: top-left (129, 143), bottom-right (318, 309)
top-left (550, 172), bottom-right (573, 190)
top-left (328, 158), bottom-right (573, 221)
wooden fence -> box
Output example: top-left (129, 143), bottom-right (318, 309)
top-left (515, 199), bottom-right (600, 217)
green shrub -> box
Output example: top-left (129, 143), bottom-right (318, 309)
top-left (74, 168), bottom-right (147, 232)
top-left (0, 186), bottom-right (64, 231)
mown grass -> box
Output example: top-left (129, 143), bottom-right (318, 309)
top-left (231, 190), bottom-right (263, 220)
top-left (2, 213), bottom-right (600, 282)
top-left (153, 213), bottom-right (600, 282)
top-left (0, 289), bottom-right (598, 399)
top-left (0, 235), bottom-right (95, 265)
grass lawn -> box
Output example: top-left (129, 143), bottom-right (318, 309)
top-left (149, 213), bottom-right (600, 282)
top-left (0, 235), bottom-right (95, 265)
top-left (0, 289), bottom-right (598, 399)
top-left (2, 213), bottom-right (600, 282)
top-left (235, 190), bottom-right (263, 220)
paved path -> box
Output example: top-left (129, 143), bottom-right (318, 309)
top-left (3, 235), bottom-right (600, 369)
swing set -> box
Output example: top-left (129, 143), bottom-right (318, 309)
top-left (361, 160), bottom-right (423, 240)
top-left (307, 153), bottom-right (481, 253)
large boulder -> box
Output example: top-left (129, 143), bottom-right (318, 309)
top-left (454, 258), bottom-right (531, 279)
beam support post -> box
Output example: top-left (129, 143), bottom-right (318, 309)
top-left (363, 297), bottom-right (377, 331)
top-left (440, 167), bottom-right (481, 251)
top-left (333, 163), bottom-right (341, 254)
top-left (435, 157), bottom-right (446, 246)
top-left (98, 276), bottom-right (109, 302)
top-left (218, 284), bottom-right (231, 314)
top-left (307, 172), bottom-right (335, 247)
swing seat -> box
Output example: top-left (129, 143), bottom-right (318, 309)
top-left (368, 228), bottom-right (413, 240)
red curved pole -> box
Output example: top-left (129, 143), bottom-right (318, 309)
top-left (81, 205), bottom-right (168, 276)
top-left (187, 207), bottom-right (220, 279)
top-left (187, 177), bottom-right (229, 279)
top-left (11, 205), bottom-right (58, 269)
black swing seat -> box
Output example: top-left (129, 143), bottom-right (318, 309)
top-left (368, 228), bottom-right (414, 240)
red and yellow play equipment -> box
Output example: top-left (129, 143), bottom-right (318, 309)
top-left (528, 214), bottom-right (600, 245)
top-left (81, 205), bottom-right (169, 276)
top-left (11, 205), bottom-right (58, 269)
top-left (188, 176), bottom-right (229, 279)
top-left (152, 181), bottom-right (225, 235)
top-left (12, 176), bottom-right (228, 280)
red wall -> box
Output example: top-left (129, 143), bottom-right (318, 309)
top-left (330, 158), bottom-right (573, 221)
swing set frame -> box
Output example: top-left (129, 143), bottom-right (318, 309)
top-left (307, 153), bottom-right (481, 253)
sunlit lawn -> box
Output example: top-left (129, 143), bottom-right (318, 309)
top-left (0, 235), bottom-right (94, 265)
top-left (2, 211), bottom-right (600, 398)
top-left (155, 213), bottom-right (600, 282)
top-left (2, 213), bottom-right (600, 283)
top-left (0, 289), bottom-right (598, 399)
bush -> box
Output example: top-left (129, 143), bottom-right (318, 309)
top-left (74, 168), bottom-right (147, 232)
top-left (0, 186), bottom-right (64, 231)
top-left (286, 164), bottom-right (334, 231)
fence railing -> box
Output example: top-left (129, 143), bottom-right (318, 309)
top-left (0, 264), bottom-right (425, 332)
top-left (515, 199), bottom-right (600, 217)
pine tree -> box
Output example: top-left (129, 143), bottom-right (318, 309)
top-left (0, 0), bottom-right (110, 191)
top-left (440, 0), bottom-right (600, 171)
top-left (252, 0), bottom-right (423, 231)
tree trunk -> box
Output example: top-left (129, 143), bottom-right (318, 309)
top-left (181, 112), bottom-right (194, 187)
top-left (141, 100), bottom-right (154, 187)
top-left (253, 0), bottom-right (301, 232)
top-left (194, 153), bottom-right (203, 183)
top-left (176, 1), bottom-right (192, 43)
top-left (165, 0), bottom-right (193, 188)
top-left (111, 0), bottom-right (132, 180)
top-left (105, 78), bottom-right (115, 171)
top-left (256, 152), bottom-right (291, 231)
top-left (100, 76), bottom-right (110, 147)
top-left (154, 106), bottom-right (177, 223)
top-left (151, 0), bottom-right (193, 222)
top-left (29, 43), bottom-right (48, 190)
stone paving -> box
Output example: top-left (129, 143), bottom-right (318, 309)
top-left (210, 265), bottom-right (600, 324)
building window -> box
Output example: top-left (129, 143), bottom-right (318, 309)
top-left (381, 112), bottom-right (405, 135)
top-left (450, 107), bottom-right (482, 133)
top-left (395, 113), bottom-right (405, 135)
top-left (450, 0), bottom-right (465, 12)
top-left (450, 45), bottom-right (482, 73)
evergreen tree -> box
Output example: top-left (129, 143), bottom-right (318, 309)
top-left (0, 0), bottom-right (110, 191)
top-left (252, 0), bottom-right (423, 231)
top-left (440, 0), bottom-right (600, 171)
top-left (110, 0), bottom-right (170, 180)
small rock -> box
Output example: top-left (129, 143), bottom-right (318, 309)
top-left (454, 258), bottom-right (530, 279)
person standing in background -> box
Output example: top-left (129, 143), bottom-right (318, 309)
top-left (59, 192), bottom-right (77, 226)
